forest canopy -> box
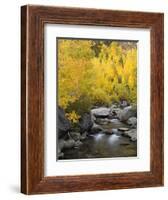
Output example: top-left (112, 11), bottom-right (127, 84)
top-left (57, 38), bottom-right (137, 123)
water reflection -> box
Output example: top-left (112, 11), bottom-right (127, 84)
top-left (92, 132), bottom-right (105, 141)
top-left (61, 133), bottom-right (137, 160)
top-left (108, 134), bottom-right (120, 144)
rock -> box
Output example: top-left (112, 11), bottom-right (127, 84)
top-left (91, 107), bottom-right (110, 118)
top-left (90, 123), bottom-right (103, 134)
top-left (127, 117), bottom-right (137, 128)
top-left (79, 113), bottom-right (93, 133)
top-left (110, 104), bottom-right (118, 109)
top-left (110, 118), bottom-right (120, 123)
top-left (64, 139), bottom-right (76, 149)
top-left (58, 151), bottom-right (64, 158)
top-left (108, 114), bottom-right (118, 119)
top-left (57, 146), bottom-right (61, 154)
top-left (124, 129), bottom-right (137, 141)
top-left (58, 139), bottom-right (65, 151)
top-left (80, 131), bottom-right (87, 140)
top-left (58, 138), bottom-right (76, 150)
top-left (95, 118), bottom-right (109, 125)
top-left (118, 127), bottom-right (129, 131)
top-left (117, 106), bottom-right (137, 122)
top-left (110, 105), bottom-right (122, 116)
top-left (57, 139), bottom-right (65, 158)
top-left (120, 100), bottom-right (129, 108)
top-left (69, 132), bottom-right (81, 141)
top-left (75, 140), bottom-right (83, 147)
top-left (109, 119), bottom-right (127, 128)
top-left (58, 107), bottom-right (71, 138)
top-left (131, 136), bottom-right (137, 142)
top-left (91, 112), bottom-right (96, 122)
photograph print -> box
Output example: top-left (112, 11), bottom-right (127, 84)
top-left (57, 38), bottom-right (137, 160)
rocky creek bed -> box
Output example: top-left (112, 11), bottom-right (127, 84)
top-left (58, 102), bottom-right (137, 160)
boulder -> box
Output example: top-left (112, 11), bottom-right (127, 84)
top-left (95, 118), bottom-right (109, 125)
top-left (110, 104), bottom-right (118, 110)
top-left (64, 139), bottom-right (76, 149)
top-left (57, 145), bottom-right (64, 159)
top-left (117, 106), bottom-right (137, 122)
top-left (118, 127), bottom-right (129, 132)
top-left (127, 117), bottom-right (137, 128)
top-left (90, 123), bottom-right (103, 134)
top-left (124, 129), bottom-right (137, 141)
top-left (57, 139), bottom-right (65, 158)
top-left (91, 112), bottom-right (96, 122)
top-left (58, 151), bottom-right (64, 158)
top-left (80, 131), bottom-right (87, 140)
top-left (69, 132), bottom-right (81, 141)
top-left (108, 114), bottom-right (118, 119)
top-left (91, 107), bottom-right (110, 118)
top-left (74, 140), bottom-right (83, 147)
top-left (110, 118), bottom-right (121, 123)
top-left (58, 139), bottom-right (65, 151)
top-left (58, 107), bottom-right (71, 138)
top-left (110, 105), bottom-right (122, 116)
top-left (120, 100), bottom-right (129, 108)
top-left (109, 119), bottom-right (128, 128)
top-left (79, 113), bottom-right (93, 133)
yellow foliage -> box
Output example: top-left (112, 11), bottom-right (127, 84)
top-left (66, 111), bottom-right (80, 123)
top-left (58, 39), bottom-right (94, 110)
top-left (58, 39), bottom-right (137, 122)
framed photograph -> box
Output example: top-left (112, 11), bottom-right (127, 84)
top-left (21, 5), bottom-right (164, 194)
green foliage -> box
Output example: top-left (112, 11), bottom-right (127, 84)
top-left (58, 39), bottom-right (137, 123)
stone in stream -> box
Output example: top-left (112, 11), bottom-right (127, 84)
top-left (58, 107), bottom-right (71, 138)
top-left (127, 117), bottom-right (137, 128)
top-left (118, 127), bottom-right (129, 132)
top-left (91, 107), bottom-right (110, 118)
top-left (95, 118), bottom-right (109, 125)
top-left (90, 123), bottom-right (104, 134)
top-left (63, 139), bottom-right (76, 149)
top-left (58, 138), bottom-right (76, 150)
top-left (117, 105), bottom-right (137, 122)
top-left (109, 118), bottom-right (120, 123)
top-left (110, 105), bottom-right (122, 116)
top-left (109, 118), bottom-right (126, 126)
top-left (123, 129), bottom-right (137, 141)
top-left (79, 113), bottom-right (93, 133)
top-left (108, 114), bottom-right (118, 119)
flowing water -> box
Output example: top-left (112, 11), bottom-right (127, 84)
top-left (61, 121), bottom-right (137, 160)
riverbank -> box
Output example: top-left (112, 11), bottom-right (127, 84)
top-left (58, 102), bottom-right (137, 160)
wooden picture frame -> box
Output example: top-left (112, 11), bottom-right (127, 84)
top-left (21, 5), bottom-right (164, 194)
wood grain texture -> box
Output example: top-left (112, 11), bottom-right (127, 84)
top-left (21, 5), bottom-right (164, 194)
